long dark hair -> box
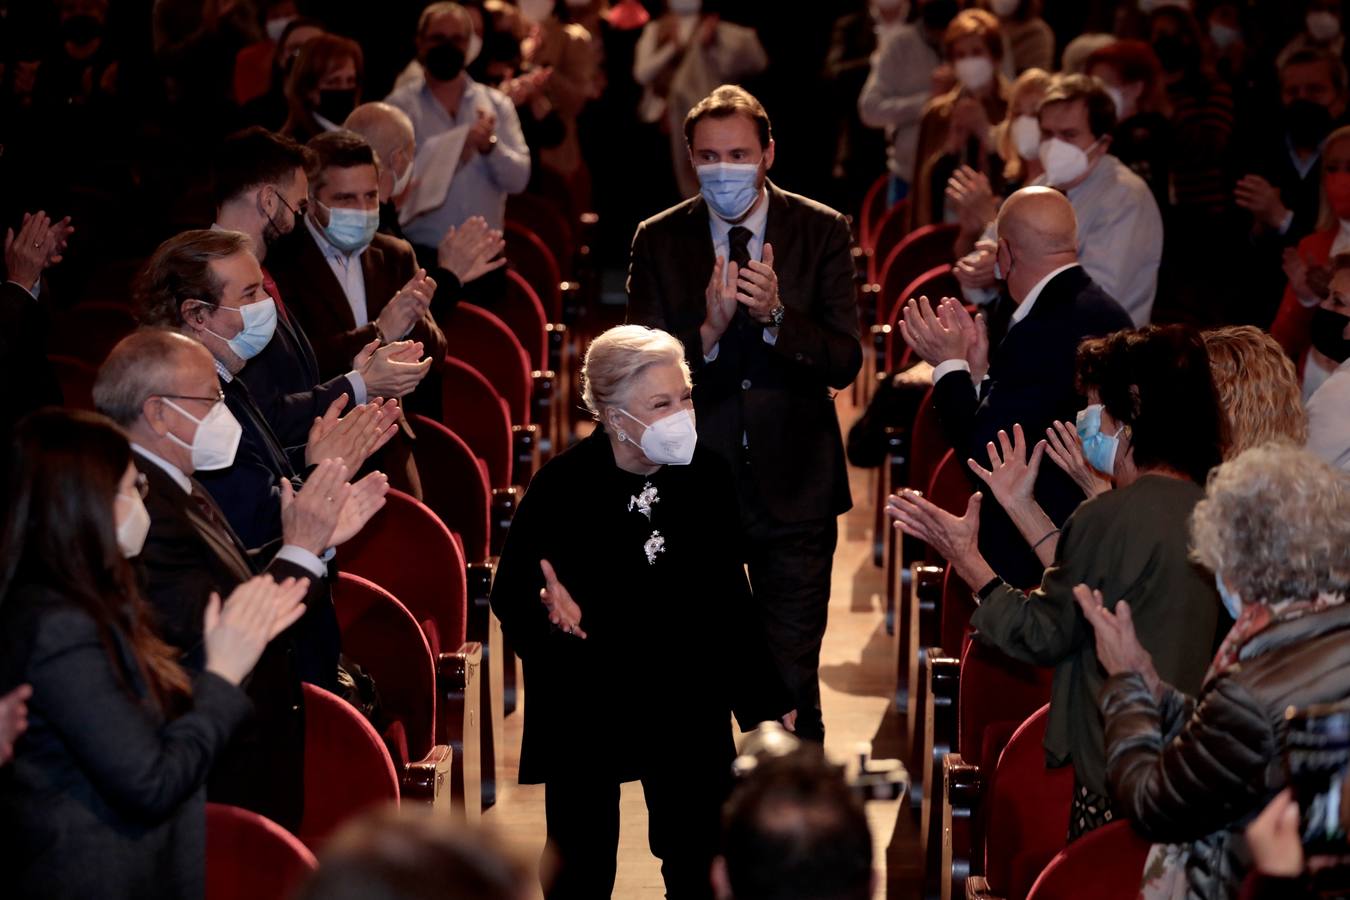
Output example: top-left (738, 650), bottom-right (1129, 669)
top-left (0, 409), bottom-right (191, 712)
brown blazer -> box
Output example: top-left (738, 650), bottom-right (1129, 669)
top-left (267, 224), bottom-right (448, 382)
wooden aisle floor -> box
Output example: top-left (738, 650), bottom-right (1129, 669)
top-left (483, 388), bottom-right (923, 898)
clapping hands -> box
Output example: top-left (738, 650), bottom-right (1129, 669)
top-left (438, 216), bottom-right (507, 285)
top-left (305, 394), bottom-right (400, 468)
top-left (4, 211), bottom-right (75, 289)
top-left (539, 559), bottom-right (587, 639)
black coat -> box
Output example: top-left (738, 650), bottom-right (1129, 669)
top-left (933, 265), bottom-right (1133, 588)
top-left (135, 449), bottom-right (334, 831)
top-left (0, 281), bottom-right (62, 437)
top-left (489, 430), bottom-right (792, 784)
top-left (0, 585), bottom-right (251, 899)
top-left (625, 182), bottom-right (863, 524)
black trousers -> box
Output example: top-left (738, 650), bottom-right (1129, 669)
top-left (542, 759), bottom-right (730, 900)
top-left (739, 464), bottom-right (839, 743)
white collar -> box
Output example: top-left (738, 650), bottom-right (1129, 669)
top-left (708, 186), bottom-right (770, 241)
top-left (313, 112), bottom-right (342, 133)
top-left (131, 443), bottom-right (193, 495)
top-left (1011, 263), bottom-right (1079, 326)
top-left (304, 214), bottom-right (366, 265)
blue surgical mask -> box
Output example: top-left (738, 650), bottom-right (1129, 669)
top-left (1215, 570), bottom-right (1241, 620)
top-left (1076, 403), bottom-right (1120, 478)
top-left (322, 205), bottom-right (379, 252)
top-left (696, 162), bottom-right (761, 221)
top-left (205, 296), bottom-right (278, 361)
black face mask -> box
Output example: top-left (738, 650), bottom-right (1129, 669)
top-left (316, 88), bottom-right (357, 124)
top-left (920, 0), bottom-right (958, 34)
top-left (1285, 98), bottom-right (1335, 149)
top-left (1310, 307), bottom-right (1350, 363)
top-left (62, 14), bottom-right (103, 46)
top-left (1151, 34), bottom-right (1195, 73)
top-left (424, 43), bottom-right (466, 82)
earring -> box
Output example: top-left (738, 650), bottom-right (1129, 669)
top-left (617, 431), bottom-right (629, 443)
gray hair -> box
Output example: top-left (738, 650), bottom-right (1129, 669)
top-left (580, 325), bottom-right (690, 420)
top-left (1191, 443), bottom-right (1350, 606)
top-left (94, 329), bottom-right (209, 426)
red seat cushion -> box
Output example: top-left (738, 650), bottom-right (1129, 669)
top-left (298, 684), bottom-right (399, 850)
top-left (206, 803), bottom-right (317, 900)
top-left (440, 358), bottom-right (513, 490)
top-left (1025, 820), bottom-right (1152, 900)
top-left (442, 305), bottom-right (533, 426)
top-left (411, 414), bottom-right (492, 563)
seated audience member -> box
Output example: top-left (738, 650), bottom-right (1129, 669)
top-left (213, 126), bottom-right (432, 457)
top-left (1306, 254), bottom-right (1350, 470)
top-left (233, 0), bottom-right (305, 106)
top-left (282, 34), bottom-right (365, 144)
top-left (240, 17), bottom-right (325, 129)
top-left (1271, 125), bottom-right (1350, 396)
top-left (342, 101), bottom-right (507, 313)
top-left (1240, 789), bottom-right (1324, 900)
top-left (93, 329), bottom-right (389, 828)
top-left (295, 808), bottom-right (529, 900)
top-left (888, 325), bottom-right (1226, 840)
top-left (910, 10), bottom-right (1010, 229)
top-left (490, 325), bottom-right (793, 900)
top-left (1231, 49), bottom-right (1348, 326)
top-left (0, 408), bottom-right (309, 898)
top-left (1202, 326), bottom-right (1309, 459)
top-left (267, 130), bottom-right (449, 418)
top-left (981, 0), bottom-right (1053, 76)
top-left (1277, 0), bottom-right (1346, 69)
top-left (1084, 40), bottom-right (1171, 209)
top-left (714, 745), bottom-right (873, 900)
top-left (386, 2), bottom-right (530, 242)
top-left (956, 74), bottom-right (1164, 326)
top-left (858, 0), bottom-right (955, 205)
top-left (1, 211), bottom-right (73, 435)
top-left (135, 229), bottom-right (397, 550)
top-left (1080, 444), bottom-right (1350, 899)
top-left (901, 187), bottom-right (1132, 589)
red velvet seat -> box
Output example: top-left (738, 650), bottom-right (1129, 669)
top-left (876, 223), bottom-right (960, 325)
top-left (858, 173), bottom-right (892, 254)
top-left (442, 304), bottom-right (533, 426)
top-left (882, 264), bottom-right (965, 367)
top-left (868, 200), bottom-right (913, 285)
top-left (500, 268), bottom-right (550, 371)
top-left (1024, 820), bottom-right (1151, 900)
top-left (441, 357), bottom-right (514, 491)
top-left (299, 684), bottom-right (400, 850)
top-left (410, 414), bottom-right (491, 563)
top-left (504, 220), bottom-right (563, 322)
top-left (48, 301), bottom-right (138, 366)
top-left (507, 191), bottom-right (575, 280)
top-left (47, 355), bottom-right (97, 411)
top-left (205, 803), bottom-right (317, 900)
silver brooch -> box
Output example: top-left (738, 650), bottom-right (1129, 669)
top-left (643, 531), bottom-right (665, 565)
top-left (628, 482), bottom-right (659, 520)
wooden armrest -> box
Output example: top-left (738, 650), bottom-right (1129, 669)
top-left (489, 487), bottom-right (519, 557)
top-left (965, 876), bottom-right (1000, 900)
top-left (545, 323), bottom-right (568, 379)
top-left (530, 369), bottom-right (557, 457)
top-left (901, 564), bottom-right (944, 729)
top-left (920, 650), bottom-right (961, 876)
top-left (465, 560), bottom-right (501, 811)
top-left (511, 424), bottom-right (540, 486)
top-left (870, 322), bottom-right (891, 359)
top-left (400, 744), bottom-right (453, 808)
top-left (560, 280), bottom-right (582, 324)
top-left (436, 641), bottom-right (483, 821)
top-left (942, 753), bottom-right (984, 900)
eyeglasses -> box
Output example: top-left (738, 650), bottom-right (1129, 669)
top-left (159, 390), bottom-right (226, 406)
top-left (275, 189), bottom-right (308, 220)
top-left (119, 472), bottom-right (149, 501)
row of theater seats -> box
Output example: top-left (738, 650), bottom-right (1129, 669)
top-left (849, 183), bottom-right (1152, 900)
top-left (41, 183), bottom-right (600, 883)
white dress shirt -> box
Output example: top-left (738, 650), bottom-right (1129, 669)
top-left (704, 188), bottom-right (778, 361)
top-left (305, 215), bottom-right (369, 327)
top-left (1306, 358), bottom-right (1350, 471)
top-left (131, 443), bottom-right (327, 578)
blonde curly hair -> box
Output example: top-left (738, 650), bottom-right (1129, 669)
top-left (1202, 326), bottom-right (1307, 459)
top-left (1191, 444), bottom-right (1350, 606)
top-left (580, 325), bottom-right (690, 421)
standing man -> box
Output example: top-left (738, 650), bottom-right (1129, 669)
top-left (627, 85), bottom-right (862, 742)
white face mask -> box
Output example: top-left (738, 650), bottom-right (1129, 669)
top-left (617, 407), bottom-right (697, 466)
top-left (1039, 136), bottom-right (1096, 187)
top-left (265, 16), bottom-right (295, 43)
top-left (1308, 10), bottom-right (1342, 42)
top-left (163, 399), bottom-right (243, 472)
top-left (1104, 85), bottom-right (1127, 120)
top-left (954, 56), bottom-right (995, 92)
top-left (1010, 114), bottom-right (1041, 159)
top-left (466, 30), bottom-right (483, 65)
top-left (990, 0), bottom-right (1019, 17)
top-left (668, 0), bottom-right (702, 15)
top-left (1209, 21), bottom-right (1241, 50)
top-left (391, 152), bottom-right (415, 198)
top-left (115, 490), bottom-right (151, 558)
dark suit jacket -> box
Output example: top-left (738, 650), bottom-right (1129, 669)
top-left (267, 225), bottom-right (448, 395)
top-left (134, 449), bottom-right (331, 832)
top-left (626, 182), bottom-right (863, 523)
top-left (0, 280), bottom-right (62, 436)
top-left (0, 584), bottom-right (251, 898)
top-left (934, 265), bottom-right (1133, 588)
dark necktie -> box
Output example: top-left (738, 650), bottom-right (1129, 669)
top-left (728, 226), bottom-right (753, 272)
top-left (189, 481), bottom-right (252, 574)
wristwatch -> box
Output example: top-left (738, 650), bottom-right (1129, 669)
top-left (485, 134), bottom-right (499, 153)
top-left (769, 304), bottom-right (786, 328)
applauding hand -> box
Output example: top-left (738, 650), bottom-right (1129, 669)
top-left (539, 559), bottom-right (587, 639)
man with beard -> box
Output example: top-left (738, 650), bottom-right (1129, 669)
top-left (212, 126), bottom-right (432, 459)
top-left (626, 85), bottom-right (862, 743)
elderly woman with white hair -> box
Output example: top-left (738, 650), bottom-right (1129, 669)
top-left (490, 325), bottom-right (793, 900)
top-left (1073, 443), bottom-right (1350, 900)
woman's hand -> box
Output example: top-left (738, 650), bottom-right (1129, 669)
top-left (781, 709), bottom-right (798, 733)
top-left (1045, 420), bottom-right (1112, 499)
top-left (886, 489), bottom-right (995, 589)
top-left (540, 559), bottom-right (587, 639)
top-left (1072, 585), bottom-right (1159, 693)
top-left (968, 424), bottom-right (1046, 510)
top-left (204, 576), bottom-right (310, 685)
top-left (1246, 789), bottom-right (1304, 878)
top-left (0, 684), bottom-right (32, 765)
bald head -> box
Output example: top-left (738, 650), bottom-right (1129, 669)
top-left (996, 187), bottom-right (1079, 258)
top-left (343, 103), bottom-right (415, 202)
top-left (94, 329), bottom-right (215, 427)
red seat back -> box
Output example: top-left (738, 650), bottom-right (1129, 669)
top-left (501, 268), bottom-right (550, 369)
top-left (957, 640), bottom-right (1054, 768)
top-left (983, 705), bottom-right (1074, 900)
top-left (940, 565), bottom-right (977, 661)
top-left (441, 357), bottom-right (513, 491)
top-left (49, 301), bottom-right (138, 366)
top-left (206, 803), bottom-right (317, 900)
top-left (299, 684), bottom-right (399, 849)
top-left (1025, 820), bottom-right (1152, 900)
top-left (410, 414), bottom-right (491, 562)
top-left (877, 223), bottom-right (959, 324)
top-left (504, 221), bottom-right (563, 321)
top-left (858, 173), bottom-right (891, 253)
top-left (507, 191), bottom-right (574, 278)
top-left (907, 387), bottom-right (949, 493)
top-left (47, 355), bottom-right (97, 411)
top-left (868, 200), bottom-right (912, 284)
top-left (333, 573), bottom-right (438, 763)
top-left (442, 304), bottom-right (532, 425)
top-left (336, 489), bottom-right (468, 658)
top-left (883, 264), bottom-right (964, 367)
